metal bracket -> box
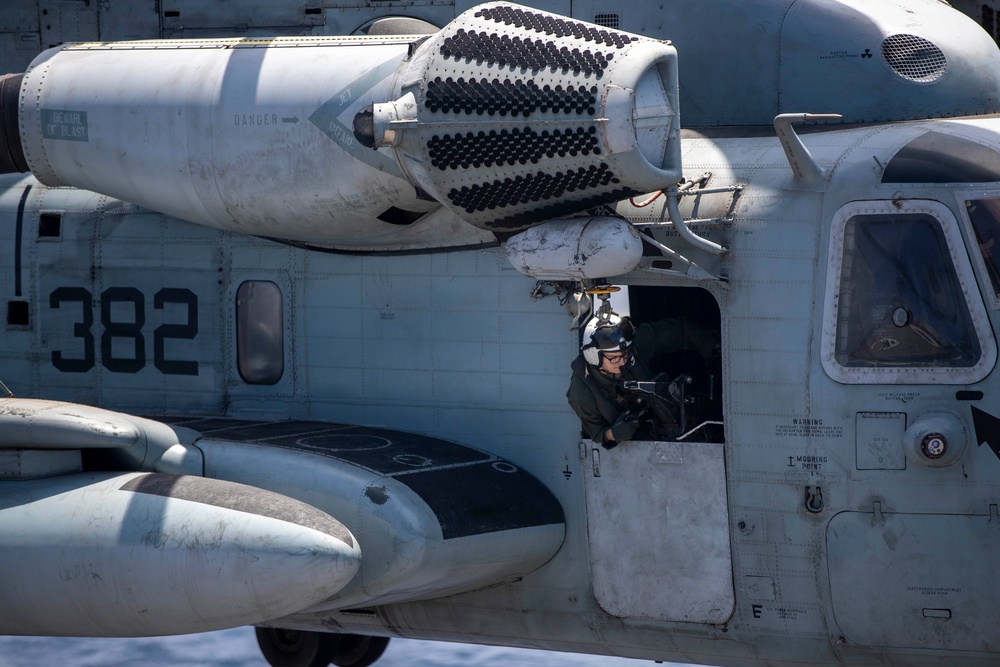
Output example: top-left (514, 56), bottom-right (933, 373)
top-left (637, 234), bottom-right (723, 281)
top-left (773, 113), bottom-right (842, 189)
top-left (805, 486), bottom-right (824, 513)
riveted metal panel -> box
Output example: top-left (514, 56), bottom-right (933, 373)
top-left (0, 0), bottom-right (38, 33)
top-left (38, 0), bottom-right (98, 48)
top-left (584, 439), bottom-right (734, 623)
top-left (0, 32), bottom-right (40, 74)
top-left (829, 510), bottom-right (1000, 651)
top-left (856, 412), bottom-right (906, 470)
top-left (97, 0), bottom-right (160, 42)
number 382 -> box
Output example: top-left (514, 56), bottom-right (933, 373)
top-left (49, 287), bottom-right (198, 375)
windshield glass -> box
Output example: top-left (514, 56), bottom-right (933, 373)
top-left (882, 132), bottom-right (1000, 183)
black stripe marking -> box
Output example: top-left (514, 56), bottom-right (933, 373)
top-left (441, 29), bottom-right (613, 77)
top-left (14, 184), bottom-right (30, 296)
top-left (424, 77), bottom-right (597, 117)
top-left (428, 126), bottom-right (600, 171)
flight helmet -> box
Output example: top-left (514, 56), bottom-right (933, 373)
top-left (582, 313), bottom-right (635, 366)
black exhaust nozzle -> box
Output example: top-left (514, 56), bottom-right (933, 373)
top-left (0, 73), bottom-right (28, 174)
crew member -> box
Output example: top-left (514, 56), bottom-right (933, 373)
top-left (567, 313), bottom-right (717, 448)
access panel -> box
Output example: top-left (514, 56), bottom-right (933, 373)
top-left (828, 510), bottom-right (1000, 650)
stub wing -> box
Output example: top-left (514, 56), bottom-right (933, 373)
top-left (0, 399), bottom-right (565, 636)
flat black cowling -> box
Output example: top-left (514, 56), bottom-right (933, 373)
top-left (0, 73), bottom-right (27, 174)
top-left (157, 417), bottom-right (566, 541)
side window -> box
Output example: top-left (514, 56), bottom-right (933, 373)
top-left (236, 281), bottom-right (283, 385)
top-left (837, 214), bottom-right (979, 366)
top-left (964, 198), bottom-right (1000, 300)
top-left (823, 201), bottom-right (995, 384)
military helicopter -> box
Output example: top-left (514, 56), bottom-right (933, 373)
top-left (2, 1), bottom-right (1000, 666)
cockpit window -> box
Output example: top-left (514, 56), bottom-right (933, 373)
top-left (964, 198), bottom-right (1000, 299)
top-left (823, 200), bottom-right (995, 384)
top-left (882, 132), bottom-right (1000, 184)
top-left (835, 213), bottom-right (979, 367)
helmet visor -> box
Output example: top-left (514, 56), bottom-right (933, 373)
top-left (590, 317), bottom-right (635, 352)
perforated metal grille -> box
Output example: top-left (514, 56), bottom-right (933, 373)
top-left (880, 34), bottom-right (947, 83)
top-left (448, 164), bottom-right (621, 215)
top-left (474, 5), bottom-right (638, 48)
top-left (441, 29), bottom-right (616, 76)
top-left (392, 2), bottom-right (679, 231)
top-left (429, 126), bottom-right (601, 170)
top-left (593, 14), bottom-right (620, 29)
top-left (425, 77), bottom-right (597, 116)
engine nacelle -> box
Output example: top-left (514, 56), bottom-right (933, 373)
top-left (13, 37), bottom-right (449, 250)
top-left (361, 3), bottom-right (681, 231)
top-left (3, 2), bottom-right (681, 251)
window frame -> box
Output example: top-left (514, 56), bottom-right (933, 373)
top-left (955, 187), bottom-right (1000, 310)
top-left (821, 199), bottom-right (996, 384)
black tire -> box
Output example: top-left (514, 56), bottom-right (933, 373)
top-left (255, 627), bottom-right (341, 667)
top-left (330, 634), bottom-right (391, 667)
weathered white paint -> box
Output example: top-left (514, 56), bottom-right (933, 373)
top-left (503, 217), bottom-right (643, 280)
top-left (0, 472), bottom-right (361, 636)
top-left (583, 439), bottom-right (734, 623)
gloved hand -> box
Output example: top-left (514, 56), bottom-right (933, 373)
top-left (608, 412), bottom-right (640, 444)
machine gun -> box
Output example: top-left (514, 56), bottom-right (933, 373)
top-left (623, 373), bottom-right (722, 441)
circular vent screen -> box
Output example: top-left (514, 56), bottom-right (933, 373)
top-left (881, 34), bottom-right (947, 83)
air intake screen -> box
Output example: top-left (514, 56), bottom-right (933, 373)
top-left (881, 34), bottom-right (947, 83)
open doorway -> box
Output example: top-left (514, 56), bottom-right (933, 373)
top-left (628, 285), bottom-right (724, 442)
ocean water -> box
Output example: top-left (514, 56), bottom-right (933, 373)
top-left (0, 628), bottom-right (694, 667)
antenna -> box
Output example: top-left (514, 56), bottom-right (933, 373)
top-left (0, 378), bottom-right (12, 398)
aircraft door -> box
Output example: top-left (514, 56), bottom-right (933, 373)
top-left (581, 285), bottom-right (734, 623)
top-left (583, 437), bottom-right (734, 623)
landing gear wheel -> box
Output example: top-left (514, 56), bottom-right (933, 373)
top-left (331, 635), bottom-right (390, 667)
top-left (255, 627), bottom-right (340, 667)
